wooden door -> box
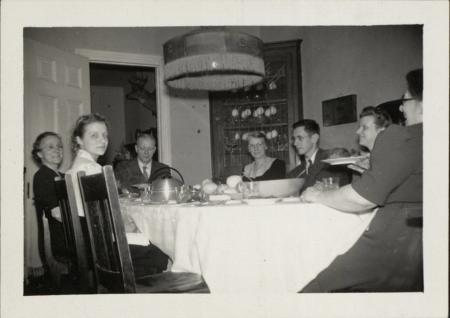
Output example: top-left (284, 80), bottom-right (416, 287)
top-left (24, 39), bottom-right (90, 275)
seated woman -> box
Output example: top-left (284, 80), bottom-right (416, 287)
top-left (300, 69), bottom-right (423, 292)
top-left (66, 113), bottom-right (169, 277)
top-left (33, 132), bottom-right (68, 268)
top-left (242, 132), bottom-right (286, 181)
top-left (348, 106), bottom-right (392, 174)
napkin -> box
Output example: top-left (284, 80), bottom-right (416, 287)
top-left (126, 232), bottom-right (150, 246)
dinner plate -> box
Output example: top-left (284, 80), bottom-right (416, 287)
top-left (142, 200), bottom-right (178, 205)
top-left (132, 183), bottom-right (150, 189)
top-left (279, 197), bottom-right (301, 203)
top-left (243, 198), bottom-right (279, 205)
top-left (321, 156), bottom-right (367, 166)
top-left (225, 200), bottom-right (244, 205)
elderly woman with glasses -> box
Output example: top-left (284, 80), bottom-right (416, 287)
top-left (242, 131), bottom-right (286, 181)
top-left (299, 69), bottom-right (423, 292)
top-left (32, 132), bottom-right (68, 270)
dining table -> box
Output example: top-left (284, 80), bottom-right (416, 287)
top-left (120, 197), bottom-right (376, 293)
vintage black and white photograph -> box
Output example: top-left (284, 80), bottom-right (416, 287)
top-left (1, 1), bottom-right (448, 318)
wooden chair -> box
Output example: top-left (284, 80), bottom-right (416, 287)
top-left (54, 176), bottom-right (92, 293)
top-left (41, 216), bottom-right (69, 290)
top-left (77, 165), bottom-right (209, 293)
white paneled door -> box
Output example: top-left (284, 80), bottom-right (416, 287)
top-left (24, 39), bottom-right (90, 276)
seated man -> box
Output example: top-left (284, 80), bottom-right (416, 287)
top-left (115, 133), bottom-right (170, 193)
top-left (286, 119), bottom-right (350, 194)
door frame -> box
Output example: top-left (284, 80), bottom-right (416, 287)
top-left (75, 49), bottom-right (172, 165)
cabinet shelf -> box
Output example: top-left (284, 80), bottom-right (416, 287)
top-left (224, 150), bottom-right (290, 155)
top-left (224, 122), bottom-right (288, 130)
top-left (222, 98), bottom-right (288, 107)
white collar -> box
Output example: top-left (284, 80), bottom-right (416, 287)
top-left (306, 148), bottom-right (319, 164)
top-left (78, 149), bottom-right (97, 162)
top-left (138, 159), bottom-right (152, 171)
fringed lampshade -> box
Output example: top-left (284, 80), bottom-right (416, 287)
top-left (163, 27), bottom-right (265, 91)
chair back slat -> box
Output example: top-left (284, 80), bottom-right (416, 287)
top-left (54, 176), bottom-right (91, 292)
top-left (78, 166), bottom-right (136, 293)
top-left (54, 178), bottom-right (74, 254)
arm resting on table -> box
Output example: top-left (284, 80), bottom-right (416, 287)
top-left (301, 184), bottom-right (376, 213)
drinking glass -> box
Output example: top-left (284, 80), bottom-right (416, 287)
top-left (175, 185), bottom-right (190, 203)
top-left (247, 181), bottom-right (260, 198)
top-left (140, 185), bottom-right (151, 202)
top-left (322, 177), bottom-right (340, 191)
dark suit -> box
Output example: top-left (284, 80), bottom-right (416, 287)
top-left (287, 148), bottom-right (350, 194)
top-left (115, 159), bottom-right (170, 193)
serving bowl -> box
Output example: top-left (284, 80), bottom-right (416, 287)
top-left (245, 178), bottom-right (305, 198)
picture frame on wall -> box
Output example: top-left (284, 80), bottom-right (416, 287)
top-left (322, 94), bottom-right (357, 127)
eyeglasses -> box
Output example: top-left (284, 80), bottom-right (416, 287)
top-left (248, 144), bottom-right (264, 150)
top-left (40, 145), bottom-right (63, 151)
top-left (137, 146), bottom-right (156, 153)
top-left (400, 97), bottom-right (414, 104)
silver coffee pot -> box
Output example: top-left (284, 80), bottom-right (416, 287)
top-left (149, 166), bottom-right (184, 203)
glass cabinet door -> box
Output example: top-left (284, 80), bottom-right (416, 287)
top-left (209, 40), bottom-right (303, 182)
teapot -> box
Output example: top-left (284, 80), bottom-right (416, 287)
top-left (149, 166), bottom-right (185, 203)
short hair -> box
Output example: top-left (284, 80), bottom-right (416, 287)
top-left (247, 131), bottom-right (268, 144)
top-left (292, 119), bottom-right (320, 136)
top-left (327, 147), bottom-right (351, 159)
top-left (32, 131), bottom-right (62, 165)
top-left (136, 132), bottom-right (156, 145)
top-left (360, 106), bottom-right (392, 129)
top-left (71, 113), bottom-right (108, 153)
top-left (406, 68), bottom-right (423, 101)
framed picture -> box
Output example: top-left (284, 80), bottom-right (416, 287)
top-left (322, 94), bottom-right (357, 127)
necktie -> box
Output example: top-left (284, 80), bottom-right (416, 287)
top-left (143, 165), bottom-right (149, 180)
top-left (306, 159), bottom-right (312, 175)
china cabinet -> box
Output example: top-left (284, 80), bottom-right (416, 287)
top-left (209, 40), bottom-right (303, 182)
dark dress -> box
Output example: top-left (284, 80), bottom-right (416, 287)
top-left (301, 124), bottom-right (423, 292)
top-left (33, 165), bottom-right (68, 261)
top-left (242, 158), bottom-right (286, 182)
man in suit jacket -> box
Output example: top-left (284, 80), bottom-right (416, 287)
top-left (287, 119), bottom-right (350, 194)
top-left (115, 133), bottom-right (170, 193)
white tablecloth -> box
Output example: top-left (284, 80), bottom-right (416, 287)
top-left (120, 199), bottom-right (376, 293)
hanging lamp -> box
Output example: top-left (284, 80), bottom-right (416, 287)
top-left (163, 27), bottom-right (265, 91)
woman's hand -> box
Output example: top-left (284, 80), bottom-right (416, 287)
top-left (50, 207), bottom-right (62, 222)
top-left (300, 186), bottom-right (322, 203)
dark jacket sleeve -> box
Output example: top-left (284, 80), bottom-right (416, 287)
top-left (352, 125), bottom-right (412, 205)
top-left (114, 161), bottom-right (130, 188)
top-left (33, 167), bottom-right (59, 218)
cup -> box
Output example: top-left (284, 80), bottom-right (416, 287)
top-left (140, 185), bottom-right (151, 202)
top-left (247, 181), bottom-right (260, 198)
top-left (175, 185), bottom-right (191, 203)
top-left (322, 177), bottom-right (340, 191)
